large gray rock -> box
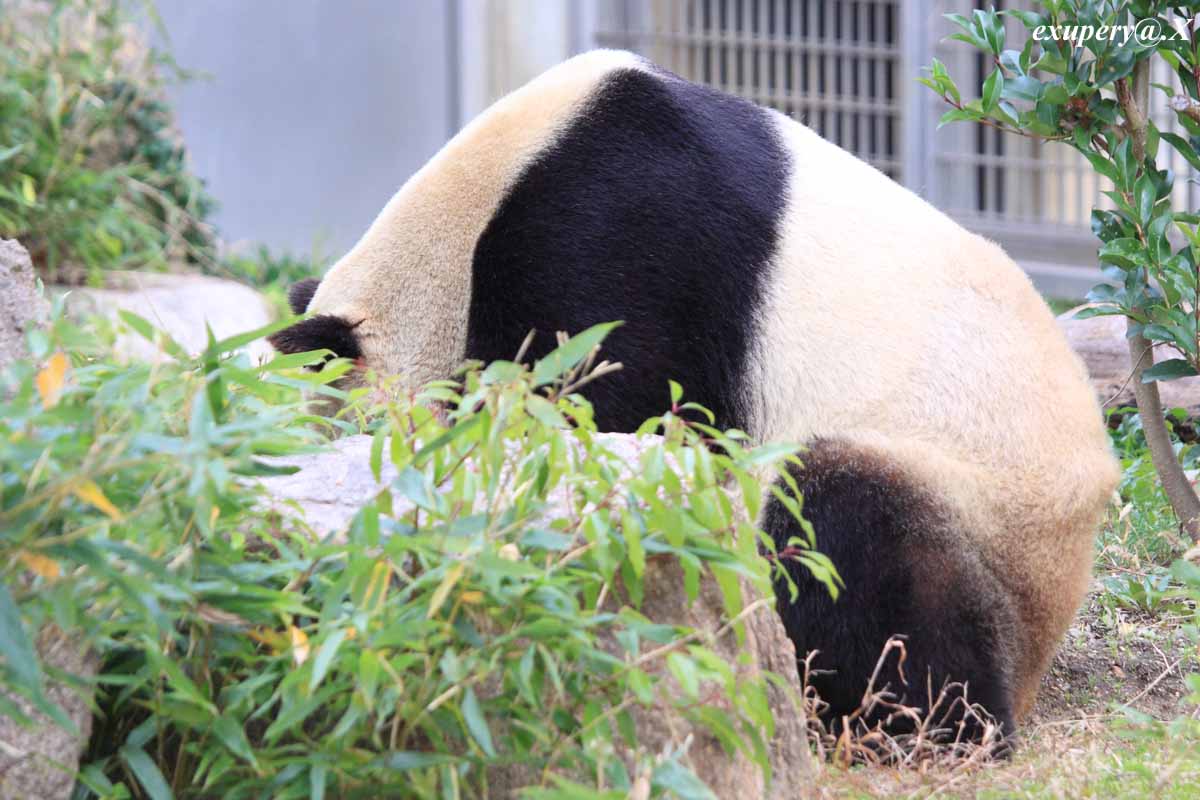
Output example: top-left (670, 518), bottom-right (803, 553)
top-left (61, 272), bottom-right (273, 363)
top-left (0, 629), bottom-right (97, 800)
top-left (0, 238), bottom-right (49, 366)
top-left (1058, 306), bottom-right (1200, 414)
top-left (0, 239), bottom-right (96, 800)
top-left (257, 435), bottom-right (391, 536)
top-left (258, 433), bottom-right (813, 796)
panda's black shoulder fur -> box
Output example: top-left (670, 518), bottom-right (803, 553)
top-left (763, 438), bottom-right (1018, 744)
top-left (467, 65), bottom-right (788, 433)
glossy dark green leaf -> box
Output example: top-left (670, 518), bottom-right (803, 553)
top-left (1141, 358), bottom-right (1198, 383)
top-left (982, 69), bottom-right (1003, 112)
top-left (1162, 131), bottom-right (1200, 172)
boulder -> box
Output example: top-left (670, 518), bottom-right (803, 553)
top-left (60, 272), bottom-right (274, 363)
top-left (258, 433), bottom-right (813, 796)
top-left (0, 238), bottom-right (49, 367)
top-left (1057, 306), bottom-right (1200, 414)
top-left (0, 239), bottom-right (96, 800)
top-left (0, 629), bottom-right (97, 800)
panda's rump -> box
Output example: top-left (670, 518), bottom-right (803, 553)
top-left (764, 436), bottom-right (1018, 741)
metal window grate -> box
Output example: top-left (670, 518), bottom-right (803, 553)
top-left (594, 0), bottom-right (904, 180)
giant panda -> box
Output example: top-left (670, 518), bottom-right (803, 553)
top-left (270, 50), bottom-right (1119, 743)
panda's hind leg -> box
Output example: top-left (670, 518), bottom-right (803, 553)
top-left (763, 437), bottom-right (1018, 744)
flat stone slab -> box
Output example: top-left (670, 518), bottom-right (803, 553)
top-left (59, 272), bottom-right (274, 363)
top-left (1057, 305), bottom-right (1200, 414)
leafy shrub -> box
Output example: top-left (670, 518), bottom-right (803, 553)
top-left (217, 245), bottom-right (331, 315)
top-left (1, 315), bottom-right (825, 798)
top-left (218, 245), bottom-right (326, 289)
top-left (0, 0), bottom-right (216, 283)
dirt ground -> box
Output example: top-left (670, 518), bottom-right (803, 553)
top-left (1033, 590), bottom-right (1196, 722)
top-left (800, 579), bottom-right (1200, 799)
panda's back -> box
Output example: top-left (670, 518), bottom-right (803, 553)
top-left (318, 50), bottom-right (1110, 487)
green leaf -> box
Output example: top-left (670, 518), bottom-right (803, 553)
top-left (310, 764), bottom-right (328, 800)
top-left (310, 628), bottom-right (349, 690)
top-left (1141, 359), bottom-right (1198, 383)
top-left (938, 108), bottom-right (978, 128)
top-left (1114, 137), bottom-right (1135, 189)
top-left (461, 686), bottom-right (496, 757)
top-left (210, 316), bottom-right (299, 355)
top-left (1135, 173), bottom-right (1157, 225)
top-left (1002, 9), bottom-right (1043, 30)
top-left (1073, 304), bottom-right (1121, 320)
top-left (976, 7), bottom-right (1004, 54)
top-left (1002, 75), bottom-right (1042, 102)
top-left (120, 745), bottom-right (175, 800)
top-left (981, 69), bottom-right (1003, 112)
top-left (1094, 46), bottom-right (1137, 87)
top-left (372, 751), bottom-right (458, 771)
top-left (999, 49), bottom-right (1024, 77)
top-left (370, 426), bottom-right (386, 483)
top-left (1082, 151), bottom-right (1120, 184)
top-left (526, 394), bottom-right (567, 428)
top-left (1036, 50), bottom-right (1069, 75)
top-left (531, 322), bottom-right (622, 386)
top-left (1042, 84), bottom-right (1069, 105)
top-left (623, 511), bottom-right (645, 577)
top-left (1162, 131), bottom-right (1200, 172)
top-left (0, 583), bottom-right (40, 690)
top-left (1098, 238), bottom-right (1147, 269)
top-left (212, 715), bottom-right (259, 768)
top-left (652, 759), bottom-right (718, 800)
top-left (666, 652), bottom-right (700, 699)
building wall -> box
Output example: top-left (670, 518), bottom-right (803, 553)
top-left (155, 0), bottom-right (458, 256)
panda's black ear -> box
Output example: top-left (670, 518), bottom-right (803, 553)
top-left (267, 314), bottom-right (362, 362)
top-left (287, 278), bottom-right (322, 314)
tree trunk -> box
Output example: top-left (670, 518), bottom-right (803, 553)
top-left (1122, 61), bottom-right (1200, 540)
top-left (1127, 328), bottom-right (1200, 539)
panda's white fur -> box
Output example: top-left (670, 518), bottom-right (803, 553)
top-left (272, 50), bottom-right (1119, 738)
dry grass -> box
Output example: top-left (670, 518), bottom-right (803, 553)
top-left (799, 638), bottom-right (1008, 771)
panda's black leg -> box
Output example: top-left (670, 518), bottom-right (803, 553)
top-left (762, 437), bottom-right (1017, 747)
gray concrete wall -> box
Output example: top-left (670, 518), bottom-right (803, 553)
top-left (155, 0), bottom-right (457, 255)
